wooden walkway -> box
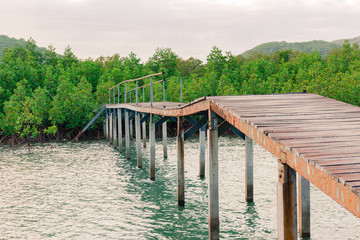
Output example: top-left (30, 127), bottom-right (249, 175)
top-left (105, 93), bottom-right (360, 239)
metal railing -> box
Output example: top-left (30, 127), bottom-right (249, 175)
top-left (108, 73), bottom-right (184, 105)
top-left (108, 72), bottom-right (163, 107)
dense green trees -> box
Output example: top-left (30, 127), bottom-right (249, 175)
top-left (1, 39), bottom-right (360, 142)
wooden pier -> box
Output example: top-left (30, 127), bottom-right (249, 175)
top-left (74, 73), bottom-right (360, 239)
top-left (102, 93), bottom-right (360, 239)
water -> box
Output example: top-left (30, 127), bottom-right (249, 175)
top-left (1, 136), bottom-right (360, 239)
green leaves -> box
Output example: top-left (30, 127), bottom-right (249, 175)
top-left (1, 38), bottom-right (360, 141)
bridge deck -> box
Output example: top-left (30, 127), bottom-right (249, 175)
top-left (107, 93), bottom-right (360, 218)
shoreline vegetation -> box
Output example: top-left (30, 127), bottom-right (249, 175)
top-left (0, 38), bottom-right (360, 146)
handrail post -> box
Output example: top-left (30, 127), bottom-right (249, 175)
top-left (150, 77), bottom-right (153, 107)
top-left (163, 80), bottom-right (166, 102)
top-left (113, 88), bottom-right (115, 104)
top-left (125, 83), bottom-right (127, 103)
top-left (136, 81), bottom-right (139, 106)
top-left (143, 87), bottom-right (145, 103)
top-left (180, 78), bottom-right (183, 103)
top-left (118, 86), bottom-right (120, 103)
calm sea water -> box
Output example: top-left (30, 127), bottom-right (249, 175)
top-left (1, 136), bottom-right (360, 239)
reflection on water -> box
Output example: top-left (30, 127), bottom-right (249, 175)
top-left (0, 136), bottom-right (360, 239)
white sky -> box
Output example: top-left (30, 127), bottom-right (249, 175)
top-left (0, 0), bottom-right (359, 61)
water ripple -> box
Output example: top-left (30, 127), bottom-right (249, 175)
top-left (1, 137), bottom-right (360, 239)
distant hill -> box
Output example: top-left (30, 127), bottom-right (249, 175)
top-left (241, 40), bottom-right (342, 57)
top-left (332, 36), bottom-right (360, 46)
top-left (0, 35), bottom-right (46, 60)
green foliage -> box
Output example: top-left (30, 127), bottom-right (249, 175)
top-left (44, 125), bottom-right (58, 136)
top-left (1, 36), bottom-right (360, 141)
top-left (0, 35), bottom-right (46, 60)
top-left (146, 48), bottom-right (179, 78)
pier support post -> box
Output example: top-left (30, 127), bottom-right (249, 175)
top-left (245, 135), bottom-right (254, 202)
top-left (163, 121), bottom-right (167, 158)
top-left (199, 126), bottom-right (206, 178)
top-left (149, 114), bottom-right (156, 180)
top-left (113, 109), bottom-right (117, 148)
top-left (277, 161), bottom-right (297, 240)
top-left (103, 119), bottom-right (106, 138)
top-left (109, 109), bottom-right (113, 144)
top-left (130, 117), bottom-right (134, 140)
top-left (208, 114), bottom-right (219, 240)
top-left (135, 112), bottom-right (142, 168)
top-left (298, 174), bottom-right (310, 238)
top-left (107, 110), bottom-right (111, 141)
top-left (142, 113), bottom-right (147, 148)
top-left (125, 109), bottom-right (130, 159)
top-left (118, 109), bottom-right (123, 152)
top-left (105, 110), bottom-right (109, 140)
top-left (177, 117), bottom-right (185, 206)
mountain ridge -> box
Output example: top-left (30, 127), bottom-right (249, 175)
top-left (0, 35), bottom-right (46, 59)
top-left (241, 36), bottom-right (360, 57)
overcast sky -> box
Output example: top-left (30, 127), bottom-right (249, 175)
top-left (1, 0), bottom-right (359, 61)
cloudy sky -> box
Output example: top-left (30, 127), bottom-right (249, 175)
top-left (1, 0), bottom-right (359, 61)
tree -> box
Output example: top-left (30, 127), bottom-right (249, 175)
top-left (146, 48), bottom-right (179, 78)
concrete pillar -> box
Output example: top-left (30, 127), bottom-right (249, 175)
top-left (177, 117), bottom-right (185, 206)
top-left (135, 112), bottom-right (142, 168)
top-left (298, 174), bottom-right (310, 238)
top-left (103, 119), bottom-right (106, 138)
top-left (130, 117), bottom-right (134, 140)
top-left (105, 110), bottom-right (109, 140)
top-left (199, 126), bottom-right (206, 178)
top-left (109, 110), bottom-right (113, 144)
top-left (277, 161), bottom-right (297, 240)
top-left (113, 109), bottom-right (117, 148)
top-left (245, 135), bottom-right (253, 202)
top-left (142, 113), bottom-right (147, 148)
top-left (118, 109), bottom-right (123, 153)
top-left (208, 117), bottom-right (219, 240)
top-left (107, 110), bottom-right (110, 141)
top-left (163, 121), bottom-right (167, 158)
top-left (149, 114), bottom-right (156, 180)
top-left (125, 110), bottom-right (130, 159)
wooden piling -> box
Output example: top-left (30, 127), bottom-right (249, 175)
top-left (105, 110), bottom-right (109, 140)
top-left (149, 114), bottom-right (156, 180)
top-left (208, 116), bottom-right (219, 240)
top-left (245, 135), bottom-right (254, 202)
top-left (107, 110), bottom-right (110, 141)
top-left (142, 113), bottom-right (147, 148)
top-left (113, 109), bottom-right (117, 148)
top-left (103, 119), bottom-right (106, 138)
top-left (130, 117), bottom-right (134, 140)
top-left (177, 117), bottom-right (185, 206)
top-left (118, 109), bottom-right (123, 152)
top-left (277, 161), bottom-right (297, 240)
top-left (199, 126), bottom-right (206, 178)
top-left (125, 110), bottom-right (130, 159)
top-left (298, 174), bottom-right (310, 238)
top-left (109, 110), bottom-right (113, 144)
top-left (163, 121), bottom-right (168, 158)
top-left (135, 112), bottom-right (142, 168)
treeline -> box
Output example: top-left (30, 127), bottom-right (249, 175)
top-left (0, 39), bottom-right (359, 143)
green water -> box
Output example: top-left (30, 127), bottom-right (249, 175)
top-left (1, 136), bottom-right (360, 239)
